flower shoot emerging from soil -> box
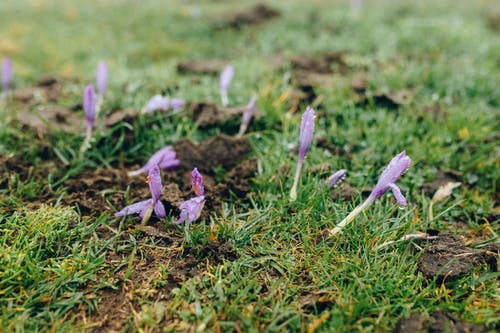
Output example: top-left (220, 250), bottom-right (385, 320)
top-left (115, 165), bottom-right (166, 225)
top-left (428, 181), bottom-right (461, 221)
top-left (328, 169), bottom-right (347, 189)
top-left (2, 57), bottom-right (12, 93)
top-left (290, 106), bottom-right (315, 201)
top-left (127, 146), bottom-right (180, 177)
top-left (80, 84), bottom-right (97, 154)
top-left (219, 64), bottom-right (234, 106)
top-left (142, 94), bottom-right (185, 113)
top-left (238, 95), bottom-right (257, 136)
top-left (174, 168), bottom-right (206, 242)
top-left (330, 151), bottom-right (411, 236)
top-left (96, 61), bottom-right (107, 96)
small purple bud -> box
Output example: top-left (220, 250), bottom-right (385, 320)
top-left (83, 84), bottom-right (97, 129)
top-left (219, 64), bottom-right (234, 106)
top-left (192, 168), bottom-right (204, 196)
top-left (143, 94), bottom-right (169, 113)
top-left (2, 57), bottom-right (12, 91)
top-left (298, 106), bottom-right (315, 161)
top-left (147, 165), bottom-right (163, 202)
top-left (174, 196), bottom-right (205, 225)
top-left (96, 61), bottom-right (107, 95)
top-left (170, 98), bottom-right (185, 109)
top-left (328, 169), bottom-right (347, 188)
top-left (369, 151), bottom-right (411, 205)
top-left (239, 95), bottom-right (257, 135)
top-left (128, 146), bottom-right (180, 177)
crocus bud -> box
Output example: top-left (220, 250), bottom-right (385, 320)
top-left (219, 64), bottom-right (234, 106)
top-left (369, 151), bottom-right (411, 206)
top-left (298, 106), bottom-right (315, 162)
top-left (328, 169), bottom-right (347, 188)
top-left (238, 95), bottom-right (257, 135)
top-left (83, 84), bottom-right (97, 130)
top-left (2, 57), bottom-right (12, 91)
top-left (192, 168), bottom-right (204, 196)
top-left (142, 94), bottom-right (169, 113)
top-left (96, 61), bottom-right (107, 96)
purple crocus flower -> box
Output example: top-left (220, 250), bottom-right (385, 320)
top-left (174, 168), bottom-right (205, 226)
top-left (290, 106), bottom-right (315, 201)
top-left (83, 84), bottom-right (97, 135)
top-left (142, 94), bottom-right (185, 113)
top-left (219, 64), bottom-right (234, 106)
top-left (330, 151), bottom-right (411, 236)
top-left (368, 151), bottom-right (411, 206)
top-left (328, 169), bottom-right (347, 189)
top-left (96, 61), bottom-right (107, 96)
top-left (238, 95), bottom-right (257, 136)
top-left (2, 57), bottom-right (12, 92)
top-left (127, 146), bottom-right (180, 177)
top-left (116, 165), bottom-right (166, 224)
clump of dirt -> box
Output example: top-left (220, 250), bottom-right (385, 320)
top-left (298, 291), bottom-right (334, 314)
top-left (350, 72), bottom-right (368, 93)
top-left (356, 89), bottom-right (413, 110)
top-left (190, 102), bottom-right (246, 129)
top-left (103, 108), bottom-right (138, 128)
top-left (174, 133), bottom-right (252, 174)
top-left (218, 3), bottom-right (280, 29)
top-left (394, 309), bottom-right (487, 333)
top-left (177, 59), bottom-right (227, 75)
top-left (15, 105), bottom-right (82, 138)
top-left (421, 170), bottom-right (462, 197)
top-left (12, 75), bottom-right (66, 104)
top-left (291, 52), bottom-right (349, 74)
top-left (316, 136), bottom-right (352, 158)
top-left (416, 233), bottom-right (498, 283)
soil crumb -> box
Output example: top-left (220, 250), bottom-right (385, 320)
top-left (330, 183), bottom-right (372, 201)
top-left (174, 133), bottom-right (252, 174)
top-left (394, 309), bottom-right (487, 333)
top-left (177, 59), bottom-right (226, 75)
top-left (190, 102), bottom-right (248, 128)
top-left (291, 52), bottom-right (349, 74)
top-left (417, 233), bottom-right (498, 283)
top-left (218, 3), bottom-right (280, 29)
top-left (15, 105), bottom-right (81, 137)
top-left (356, 89), bottom-right (413, 110)
top-left (298, 291), bottom-right (334, 314)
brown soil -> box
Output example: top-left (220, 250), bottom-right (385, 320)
top-left (316, 136), bottom-right (352, 158)
top-left (12, 75), bottom-right (66, 104)
top-left (330, 184), bottom-right (372, 202)
top-left (351, 72), bottom-right (368, 93)
top-left (291, 52), bottom-right (349, 74)
top-left (103, 108), bottom-right (138, 128)
top-left (416, 233), bottom-right (498, 284)
top-left (356, 89), bottom-right (413, 110)
top-left (394, 309), bottom-right (487, 333)
top-left (15, 105), bottom-right (82, 138)
top-left (218, 3), bottom-right (280, 29)
top-left (189, 102), bottom-right (250, 129)
top-left (177, 59), bottom-right (226, 75)
top-left (298, 291), bottom-right (334, 314)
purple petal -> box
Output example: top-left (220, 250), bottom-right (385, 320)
top-left (2, 57), bottom-right (12, 91)
top-left (328, 169), bottom-right (347, 188)
top-left (170, 98), bottom-right (185, 109)
top-left (143, 94), bottom-right (169, 113)
top-left (298, 106), bottom-right (315, 161)
top-left (388, 183), bottom-right (407, 206)
top-left (219, 64), bottom-right (234, 92)
top-left (370, 151), bottom-right (411, 201)
top-left (148, 165), bottom-right (163, 202)
top-left (83, 85), bottom-right (97, 127)
top-left (174, 196), bottom-right (205, 225)
top-left (239, 95), bottom-right (257, 135)
top-left (96, 61), bottom-right (107, 95)
top-left (115, 199), bottom-right (151, 217)
top-left (191, 168), bottom-right (204, 196)
top-left (154, 201), bottom-right (166, 218)
top-left (129, 146), bottom-right (179, 176)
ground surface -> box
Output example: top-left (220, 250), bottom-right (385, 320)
top-left (0, 0), bottom-right (499, 332)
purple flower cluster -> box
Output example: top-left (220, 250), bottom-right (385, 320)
top-left (174, 168), bottom-right (205, 226)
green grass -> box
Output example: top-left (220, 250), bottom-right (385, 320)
top-left (0, 0), bottom-right (499, 331)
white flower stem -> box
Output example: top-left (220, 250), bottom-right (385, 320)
top-left (184, 222), bottom-right (191, 243)
top-left (221, 91), bottom-right (228, 107)
top-left (290, 159), bottom-right (303, 202)
top-left (127, 169), bottom-right (144, 177)
top-left (427, 200), bottom-right (434, 221)
top-left (79, 126), bottom-right (93, 156)
top-left (140, 202), bottom-right (154, 226)
top-left (330, 197), bottom-right (374, 236)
